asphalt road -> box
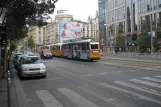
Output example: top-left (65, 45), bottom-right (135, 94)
top-left (19, 57), bottom-right (161, 107)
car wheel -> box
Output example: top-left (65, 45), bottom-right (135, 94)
top-left (51, 57), bottom-right (53, 59)
top-left (42, 75), bottom-right (46, 78)
top-left (19, 74), bottom-right (24, 80)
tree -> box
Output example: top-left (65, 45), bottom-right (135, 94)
top-left (116, 34), bottom-right (125, 47)
top-left (28, 36), bottom-right (34, 49)
top-left (10, 41), bottom-right (17, 52)
top-left (1, 0), bottom-right (58, 40)
top-left (153, 38), bottom-right (159, 52)
top-left (137, 35), bottom-right (151, 51)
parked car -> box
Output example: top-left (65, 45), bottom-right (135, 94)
top-left (13, 52), bottom-right (24, 64)
top-left (18, 56), bottom-right (47, 79)
top-left (24, 51), bottom-right (34, 56)
top-left (40, 49), bottom-right (52, 59)
top-left (15, 54), bottom-right (28, 70)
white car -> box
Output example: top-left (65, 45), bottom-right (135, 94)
top-left (15, 54), bottom-right (28, 70)
top-left (18, 56), bottom-right (46, 79)
top-left (24, 51), bottom-right (34, 56)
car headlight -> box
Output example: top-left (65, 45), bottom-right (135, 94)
top-left (41, 67), bottom-right (46, 70)
top-left (22, 67), bottom-right (28, 71)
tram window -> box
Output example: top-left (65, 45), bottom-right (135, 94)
top-left (76, 44), bottom-right (80, 50)
top-left (69, 45), bottom-right (71, 49)
top-left (52, 46), bottom-right (56, 50)
top-left (86, 43), bottom-right (89, 50)
top-left (91, 44), bottom-right (98, 49)
top-left (56, 46), bottom-right (60, 50)
top-left (81, 44), bottom-right (86, 50)
top-left (73, 44), bottom-right (76, 50)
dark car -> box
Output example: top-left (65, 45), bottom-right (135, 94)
top-left (40, 49), bottom-right (52, 59)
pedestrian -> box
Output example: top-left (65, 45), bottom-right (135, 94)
top-left (141, 48), bottom-right (144, 55)
top-left (147, 48), bottom-right (151, 55)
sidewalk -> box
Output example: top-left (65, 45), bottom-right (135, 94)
top-left (102, 52), bottom-right (161, 63)
top-left (99, 58), bottom-right (161, 72)
top-left (0, 63), bottom-right (18, 107)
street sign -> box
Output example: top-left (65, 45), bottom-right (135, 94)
top-left (148, 32), bottom-right (152, 38)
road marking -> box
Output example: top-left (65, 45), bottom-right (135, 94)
top-left (116, 71), bottom-right (124, 73)
top-left (97, 83), bottom-right (161, 105)
top-left (78, 86), bottom-right (136, 107)
top-left (156, 66), bottom-right (161, 69)
top-left (129, 70), bottom-right (135, 71)
top-left (130, 79), bottom-right (161, 89)
top-left (142, 77), bottom-right (161, 83)
top-left (114, 81), bottom-right (161, 97)
top-left (58, 88), bottom-right (99, 107)
top-left (98, 72), bottom-right (107, 75)
top-left (146, 68), bottom-right (151, 70)
top-left (36, 90), bottom-right (63, 107)
top-left (81, 74), bottom-right (93, 77)
top-left (155, 75), bottom-right (161, 78)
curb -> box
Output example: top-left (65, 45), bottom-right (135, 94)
top-left (98, 62), bottom-right (161, 72)
top-left (100, 57), bottom-right (161, 64)
top-left (11, 64), bottom-right (30, 107)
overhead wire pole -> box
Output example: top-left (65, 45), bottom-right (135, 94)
top-left (150, 14), bottom-right (153, 52)
top-left (2, 0), bottom-right (11, 107)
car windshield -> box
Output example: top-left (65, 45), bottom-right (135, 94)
top-left (15, 54), bottom-right (23, 59)
top-left (91, 44), bottom-right (99, 49)
top-left (23, 57), bottom-right (42, 64)
top-left (43, 50), bottom-right (50, 54)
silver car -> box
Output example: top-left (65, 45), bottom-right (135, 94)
top-left (24, 51), bottom-right (34, 56)
top-left (18, 56), bottom-right (47, 79)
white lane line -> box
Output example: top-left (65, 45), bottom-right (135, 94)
top-left (116, 71), bottom-right (124, 73)
top-left (146, 68), bottom-right (151, 70)
top-left (81, 74), bottom-right (93, 77)
top-left (97, 83), bottom-right (161, 105)
top-left (142, 77), bottom-right (161, 83)
top-left (58, 88), bottom-right (99, 107)
top-left (98, 72), bottom-right (107, 75)
top-left (130, 79), bottom-right (161, 89)
top-left (36, 90), bottom-right (63, 107)
top-left (129, 70), bottom-right (135, 71)
top-left (155, 75), bottom-right (161, 78)
top-left (114, 81), bottom-right (161, 97)
top-left (78, 86), bottom-right (136, 107)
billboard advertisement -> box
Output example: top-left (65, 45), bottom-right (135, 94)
top-left (59, 21), bottom-right (83, 42)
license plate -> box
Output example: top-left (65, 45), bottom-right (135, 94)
top-left (30, 72), bottom-right (39, 74)
top-left (93, 51), bottom-right (98, 53)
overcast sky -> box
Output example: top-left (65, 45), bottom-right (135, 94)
top-left (51, 0), bottom-right (98, 22)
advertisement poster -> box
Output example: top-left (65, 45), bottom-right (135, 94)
top-left (59, 21), bottom-right (83, 42)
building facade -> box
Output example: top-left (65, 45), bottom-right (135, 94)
top-left (83, 13), bottom-right (99, 41)
top-left (106, 0), bottom-right (126, 47)
top-left (138, 0), bottom-right (161, 31)
top-left (28, 13), bottom-right (75, 45)
top-left (105, 0), bottom-right (161, 51)
top-left (98, 0), bottom-right (106, 47)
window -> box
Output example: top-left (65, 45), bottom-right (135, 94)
top-left (91, 44), bottom-right (98, 49)
top-left (22, 57), bottom-right (42, 64)
top-left (81, 44), bottom-right (86, 50)
top-left (87, 43), bottom-right (89, 50)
